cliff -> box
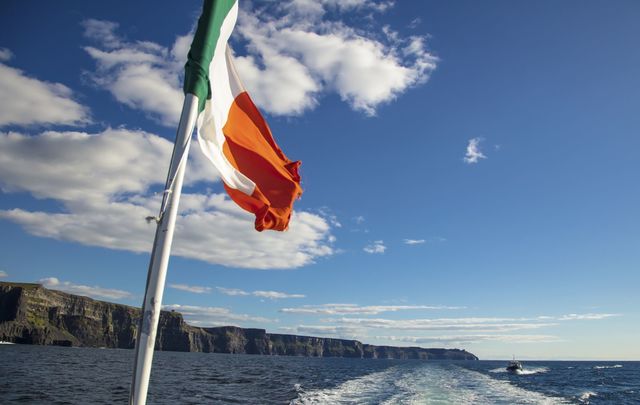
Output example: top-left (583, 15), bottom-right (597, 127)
top-left (0, 282), bottom-right (478, 360)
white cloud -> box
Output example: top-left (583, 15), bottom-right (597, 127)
top-left (281, 325), bottom-right (365, 339)
top-left (403, 238), bottom-right (425, 245)
top-left (464, 137), bottom-right (487, 164)
top-left (554, 313), bottom-right (619, 321)
top-left (0, 270), bottom-right (8, 278)
top-left (0, 130), bottom-right (334, 269)
top-left (0, 61), bottom-right (90, 127)
top-left (0, 48), bottom-right (13, 62)
top-left (363, 240), bottom-right (386, 254)
top-left (378, 334), bottom-right (562, 345)
top-left (81, 19), bottom-right (122, 49)
top-left (353, 216), bottom-right (365, 224)
top-left (39, 277), bottom-right (132, 300)
top-left (331, 317), bottom-right (558, 332)
top-left (408, 18), bottom-right (422, 29)
top-left (280, 311), bottom-right (616, 342)
top-left (233, 51), bottom-right (319, 116)
top-left (280, 303), bottom-right (463, 315)
top-left (236, 1), bottom-right (437, 116)
top-left (169, 284), bottom-right (212, 294)
top-left (82, 20), bottom-right (185, 126)
top-left (284, 311), bottom-right (617, 343)
top-left (217, 287), bottom-right (305, 299)
top-left (163, 304), bottom-right (271, 327)
top-left (318, 207), bottom-right (342, 228)
top-left (217, 287), bottom-right (250, 296)
top-left (83, 1), bottom-right (436, 122)
top-left (253, 290), bottom-right (306, 299)
top-left (328, 313), bottom-right (619, 332)
top-left (0, 129), bottom-right (215, 203)
top-left (287, 0), bottom-right (394, 16)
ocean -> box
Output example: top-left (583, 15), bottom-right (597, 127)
top-left (0, 345), bottom-right (638, 404)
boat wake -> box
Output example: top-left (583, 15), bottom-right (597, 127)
top-left (290, 368), bottom-right (399, 404)
top-left (489, 366), bottom-right (549, 375)
top-left (292, 363), bottom-right (566, 404)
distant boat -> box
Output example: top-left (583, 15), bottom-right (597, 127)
top-left (0, 340), bottom-right (15, 345)
top-left (506, 356), bottom-right (523, 373)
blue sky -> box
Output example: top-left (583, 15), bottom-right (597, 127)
top-left (1, 0), bottom-right (639, 360)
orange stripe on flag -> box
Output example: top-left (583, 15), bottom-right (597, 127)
top-left (222, 92), bottom-right (302, 231)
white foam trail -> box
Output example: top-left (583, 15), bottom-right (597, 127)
top-left (291, 368), bottom-right (399, 404)
top-left (489, 366), bottom-right (548, 375)
top-left (593, 364), bottom-right (622, 369)
top-left (519, 367), bottom-right (549, 375)
top-left (387, 364), bottom-right (566, 404)
top-left (292, 363), bottom-right (568, 404)
top-left (578, 391), bottom-right (597, 403)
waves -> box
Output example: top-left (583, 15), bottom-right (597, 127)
top-left (4, 346), bottom-right (638, 404)
top-left (578, 391), bottom-right (597, 403)
top-left (291, 368), bottom-right (400, 404)
top-left (291, 363), bottom-right (567, 404)
top-left (489, 366), bottom-right (549, 375)
top-left (593, 364), bottom-right (623, 369)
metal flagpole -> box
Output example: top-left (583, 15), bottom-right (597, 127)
top-left (129, 93), bottom-right (200, 405)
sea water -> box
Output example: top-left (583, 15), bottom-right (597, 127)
top-left (0, 345), bottom-right (638, 404)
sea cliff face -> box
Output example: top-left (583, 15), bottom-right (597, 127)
top-left (0, 282), bottom-right (478, 360)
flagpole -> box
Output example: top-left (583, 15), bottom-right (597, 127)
top-left (129, 93), bottom-right (199, 405)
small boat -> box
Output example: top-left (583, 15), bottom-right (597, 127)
top-left (506, 356), bottom-right (523, 373)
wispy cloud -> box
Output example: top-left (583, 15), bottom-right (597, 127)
top-left (0, 270), bottom-right (8, 278)
top-left (403, 238), bottom-right (425, 245)
top-left (549, 313), bottom-right (619, 321)
top-left (169, 284), bottom-right (212, 294)
top-left (0, 130), bottom-right (335, 269)
top-left (39, 277), bottom-right (132, 300)
top-left (327, 313), bottom-right (620, 333)
top-left (330, 317), bottom-right (558, 332)
top-left (163, 304), bottom-right (271, 327)
top-left (463, 137), bottom-right (487, 164)
top-left (0, 54), bottom-right (90, 127)
top-left (353, 216), bottom-right (365, 225)
top-left (216, 287), bottom-right (250, 296)
top-left (377, 334), bottom-right (563, 345)
top-left (217, 287), bottom-right (305, 299)
top-left (280, 303), bottom-right (463, 315)
top-left (81, 19), bottom-right (122, 49)
top-left (0, 48), bottom-right (13, 62)
top-left (280, 325), bottom-right (365, 340)
top-left (408, 18), bottom-right (422, 29)
top-left (280, 312), bottom-right (610, 342)
top-left (254, 290), bottom-right (306, 299)
top-left (318, 207), bottom-right (342, 228)
top-left (364, 240), bottom-right (386, 254)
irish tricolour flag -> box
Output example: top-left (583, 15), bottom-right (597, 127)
top-left (184, 0), bottom-right (302, 231)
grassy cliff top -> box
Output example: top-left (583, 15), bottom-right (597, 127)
top-left (0, 281), bottom-right (42, 289)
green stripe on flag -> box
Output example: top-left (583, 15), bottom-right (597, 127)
top-left (184, 0), bottom-right (237, 112)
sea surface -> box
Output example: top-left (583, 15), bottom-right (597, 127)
top-left (0, 345), bottom-right (638, 404)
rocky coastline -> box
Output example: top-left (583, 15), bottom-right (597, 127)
top-left (0, 282), bottom-right (478, 360)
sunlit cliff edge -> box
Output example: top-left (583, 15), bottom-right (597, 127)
top-left (0, 282), bottom-right (478, 360)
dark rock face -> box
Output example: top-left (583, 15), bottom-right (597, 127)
top-left (0, 282), bottom-right (478, 360)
